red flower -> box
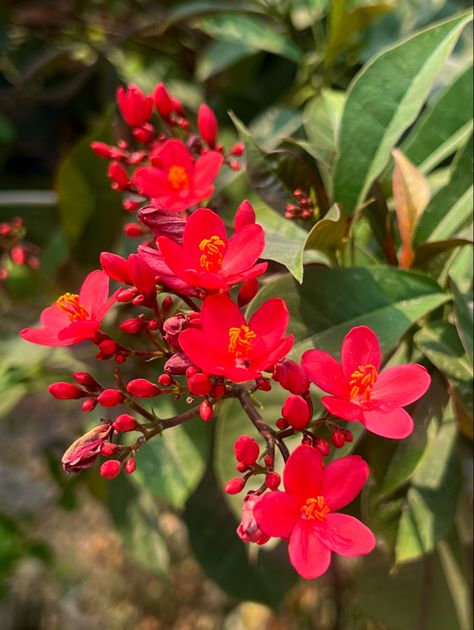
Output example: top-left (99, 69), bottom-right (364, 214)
top-left (117, 84), bottom-right (153, 128)
top-left (100, 252), bottom-right (156, 305)
top-left (302, 326), bottom-right (431, 439)
top-left (253, 445), bottom-right (375, 579)
top-left (20, 270), bottom-right (117, 346)
top-left (157, 207), bottom-right (267, 290)
top-left (179, 294), bottom-right (293, 382)
top-left (133, 139), bottom-right (223, 212)
top-left (237, 493), bottom-right (270, 545)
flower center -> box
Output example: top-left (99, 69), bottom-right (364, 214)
top-left (167, 165), bottom-right (189, 191)
top-left (301, 496), bottom-right (330, 521)
top-left (228, 325), bottom-right (256, 361)
top-left (199, 235), bottom-right (225, 272)
top-left (56, 293), bottom-right (89, 322)
top-left (349, 364), bottom-right (378, 401)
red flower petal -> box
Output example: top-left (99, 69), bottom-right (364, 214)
top-left (200, 294), bottom-right (246, 347)
top-left (253, 491), bottom-right (299, 539)
top-left (193, 151), bottom-right (224, 189)
top-left (157, 236), bottom-right (198, 282)
top-left (371, 364), bottom-right (431, 407)
top-left (178, 328), bottom-right (230, 375)
top-left (222, 224), bottom-right (265, 276)
top-left (321, 455), bottom-right (369, 511)
top-left (341, 326), bottom-right (382, 379)
top-left (362, 405), bottom-right (414, 439)
top-left (252, 334), bottom-right (294, 372)
top-left (283, 445), bottom-right (323, 505)
top-left (100, 252), bottom-right (131, 284)
top-left (20, 327), bottom-right (73, 346)
top-left (302, 349), bottom-right (349, 397)
top-left (39, 304), bottom-right (69, 329)
top-left (249, 298), bottom-right (289, 354)
top-left (320, 513), bottom-right (376, 557)
top-left (225, 261), bottom-right (268, 286)
top-left (321, 397), bottom-right (364, 422)
top-left (156, 139), bottom-right (193, 173)
top-left (133, 167), bottom-right (172, 198)
top-left (288, 520), bottom-right (331, 579)
top-left (57, 320), bottom-right (100, 343)
top-left (234, 199), bottom-right (256, 231)
top-left (79, 270), bottom-right (110, 318)
top-left (128, 254), bottom-right (156, 299)
top-left (180, 268), bottom-right (229, 290)
top-left (183, 208), bottom-right (227, 258)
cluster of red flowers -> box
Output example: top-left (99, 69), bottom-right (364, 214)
top-left (20, 83), bottom-right (431, 581)
top-left (0, 217), bottom-right (40, 282)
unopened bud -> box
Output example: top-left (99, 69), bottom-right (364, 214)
top-left (256, 377), bottom-right (271, 392)
top-left (158, 373), bottom-right (172, 386)
top-left (276, 417), bottom-right (289, 430)
top-left (331, 429), bottom-right (346, 449)
top-left (124, 222), bottom-right (143, 238)
top-left (162, 296), bottom-right (173, 312)
top-left (98, 340), bottom-right (118, 355)
top-left (199, 399), bottom-right (214, 422)
top-left (237, 278), bottom-right (259, 307)
top-left (273, 358), bottom-right (309, 395)
top-left (117, 288), bottom-right (137, 302)
top-left (49, 382), bottom-right (84, 400)
top-left (264, 454), bottom-right (274, 468)
top-left (343, 429), bottom-right (353, 443)
top-left (211, 383), bottom-right (226, 399)
top-left (73, 372), bottom-right (100, 390)
top-left (230, 143), bottom-right (244, 156)
top-left (315, 437), bottom-right (330, 456)
top-left (100, 459), bottom-right (122, 479)
top-left (81, 398), bottom-right (97, 412)
top-left (225, 477), bottom-right (246, 495)
top-left (100, 442), bottom-right (121, 456)
top-left (113, 413), bottom-right (137, 432)
top-left (265, 471), bottom-right (281, 490)
top-left (127, 378), bottom-right (160, 398)
top-left (282, 395), bottom-right (311, 430)
top-left (188, 373), bottom-right (211, 396)
top-left (234, 435), bottom-right (259, 467)
top-left (197, 103), bottom-right (218, 148)
top-left (125, 457), bottom-right (136, 474)
top-left (97, 389), bottom-right (124, 407)
top-left (120, 317), bottom-right (144, 334)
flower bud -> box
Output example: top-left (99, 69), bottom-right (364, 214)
top-left (199, 399), bottom-right (214, 422)
top-left (237, 493), bottom-right (270, 545)
top-left (315, 437), bottom-right (330, 456)
top-left (81, 398), bottom-right (97, 412)
top-left (153, 83), bottom-right (174, 118)
top-left (100, 459), bottom-right (122, 480)
top-left (120, 317), bottom-right (144, 334)
top-left (98, 339), bottom-right (118, 355)
top-left (212, 383), bottom-right (226, 399)
top-left (230, 143), bottom-right (244, 156)
top-left (125, 457), bottom-right (136, 474)
top-left (163, 314), bottom-right (187, 349)
top-left (11, 245), bottom-right (26, 265)
top-left (264, 454), bottom-right (274, 468)
top-left (100, 442), bottom-right (121, 456)
top-left (158, 373), bottom-right (172, 387)
top-left (343, 429), bottom-right (353, 443)
top-left (123, 199), bottom-right (140, 212)
top-left (281, 395), bottom-right (311, 430)
top-left (124, 222), bottom-right (143, 238)
top-left (164, 352), bottom-right (192, 375)
top-left (73, 372), bottom-right (100, 390)
top-left (113, 413), bottom-right (137, 432)
top-left (62, 424), bottom-right (112, 473)
top-left (97, 389), bottom-right (124, 407)
top-left (237, 278), bottom-right (259, 307)
top-left (127, 378), bottom-right (160, 398)
top-left (107, 161), bottom-right (129, 190)
top-left (331, 429), bottom-right (346, 448)
top-left (188, 373), bottom-right (211, 396)
top-left (229, 160), bottom-right (241, 171)
top-left (90, 141), bottom-right (116, 159)
top-left (234, 435), bottom-right (259, 467)
top-left (256, 377), bottom-right (271, 392)
top-left (117, 288), bottom-right (137, 302)
top-left (275, 417), bottom-right (289, 430)
top-left (162, 296), bottom-right (173, 312)
top-left (225, 477), bottom-right (246, 495)
top-left (48, 382), bottom-right (84, 400)
top-left (197, 104), bottom-right (218, 148)
top-left (273, 359), bottom-right (310, 395)
top-left (117, 84), bottom-right (153, 127)
top-left (133, 124), bottom-right (154, 143)
top-left (265, 471), bottom-right (281, 490)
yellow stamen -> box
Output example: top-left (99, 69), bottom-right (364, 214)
top-left (228, 325), bottom-right (256, 359)
top-left (349, 364), bottom-right (378, 402)
top-left (56, 293), bottom-right (89, 322)
top-left (167, 165), bottom-right (189, 191)
top-left (301, 496), bottom-right (330, 521)
top-left (199, 235), bottom-right (225, 272)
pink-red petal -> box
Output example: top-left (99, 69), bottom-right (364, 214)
top-left (341, 326), bottom-right (382, 379)
top-left (178, 328), bottom-right (230, 375)
top-left (156, 139), bottom-right (194, 173)
top-left (183, 207), bottom-right (227, 258)
top-left (253, 491), bottom-right (299, 539)
top-left (39, 304), bottom-right (69, 329)
top-left (283, 445), bottom-right (323, 505)
top-left (321, 455), bottom-right (369, 511)
top-left (79, 270), bottom-right (110, 318)
top-left (134, 167), bottom-right (172, 198)
top-left (100, 252), bottom-right (131, 284)
top-left (302, 349), bottom-right (349, 398)
top-left (321, 397), bottom-right (364, 422)
top-left (288, 520), bottom-right (332, 579)
top-left (248, 298), bottom-right (289, 352)
top-left (320, 513), bottom-right (376, 557)
top-left (193, 151), bottom-right (224, 189)
top-left (200, 294), bottom-right (246, 347)
top-left (20, 327), bottom-right (73, 346)
top-left (222, 224), bottom-right (265, 276)
top-left (57, 320), bottom-right (100, 342)
top-left (362, 406), bottom-right (414, 439)
top-left (371, 364), bottom-right (431, 407)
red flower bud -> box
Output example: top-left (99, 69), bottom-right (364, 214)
top-left (281, 395), bottom-right (311, 430)
top-left (237, 493), bottom-right (270, 545)
top-left (98, 340), bottom-right (118, 355)
top-left (162, 296), bottom-right (173, 312)
top-left (256, 377), bottom-right (271, 392)
top-left (230, 143), bottom-right (244, 156)
top-left (225, 477), bottom-right (246, 495)
top-left (237, 278), bottom-right (259, 307)
top-left (62, 424), bottom-right (112, 473)
top-left (265, 471), bottom-right (281, 490)
top-left (125, 457), bottom-right (136, 474)
top-left (199, 399), bottom-right (214, 422)
top-left (343, 429), bottom-right (353, 443)
top-left (153, 83), bottom-right (174, 118)
top-left (331, 430), bottom-right (346, 448)
top-left (100, 442), bottom-right (121, 456)
top-left (234, 435), bottom-right (259, 467)
top-left (117, 84), bottom-right (153, 127)
top-left (229, 160), bottom-right (241, 171)
top-left (133, 124), bottom-right (154, 143)
top-left (315, 437), bottom-right (330, 456)
top-left (117, 288), bottom-right (137, 302)
top-left (90, 141), bottom-right (116, 159)
top-left (97, 389), bottom-right (124, 407)
top-left (11, 245), bottom-right (26, 265)
top-left (158, 373), bottom-right (172, 386)
top-left (48, 382), bottom-right (84, 400)
top-left (211, 383), bottom-right (226, 399)
top-left (186, 365), bottom-right (199, 378)
top-left (113, 413), bottom-right (137, 432)
top-left (124, 222), bottom-right (143, 238)
top-left (100, 459), bottom-right (122, 479)
top-left (273, 359), bottom-right (310, 395)
top-left (188, 373), bottom-right (211, 396)
top-left (120, 317), bottom-right (144, 334)
top-left (197, 104), bottom-right (218, 148)
top-left (123, 199), bottom-right (140, 212)
top-left (276, 417), bottom-right (289, 430)
top-left (81, 398), bottom-right (97, 412)
top-left (264, 454), bottom-right (274, 468)
top-left (107, 161), bottom-right (129, 190)
top-left (236, 462), bottom-right (248, 473)
top-left (234, 199), bottom-right (256, 231)
top-left (127, 378), bottom-right (160, 398)
top-left (73, 372), bottom-right (100, 390)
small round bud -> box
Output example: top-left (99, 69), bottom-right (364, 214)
top-left (315, 437), bottom-right (330, 456)
top-left (117, 288), bottom-right (137, 302)
top-left (211, 383), bottom-right (226, 399)
top-left (113, 414), bottom-right (137, 432)
top-left (331, 430), bottom-right (346, 449)
top-left (224, 477), bottom-right (246, 495)
top-left (97, 389), bottom-right (125, 407)
top-left (127, 378), bottom-right (160, 398)
top-left (256, 377), bottom-right (271, 392)
top-left (343, 429), bottom-right (353, 443)
top-left (234, 435), bottom-right (259, 467)
top-left (125, 458), bottom-right (136, 474)
top-left (276, 418), bottom-right (289, 430)
top-left (81, 398), bottom-right (97, 412)
top-left (265, 471), bottom-right (281, 490)
top-left (100, 459), bottom-right (122, 480)
top-left (188, 373), bottom-right (211, 396)
top-left (124, 222), bottom-right (143, 238)
top-left (302, 436), bottom-right (312, 445)
top-left (236, 462), bottom-right (248, 473)
top-left (185, 365), bottom-right (199, 378)
top-left (264, 454), bottom-right (274, 468)
top-left (158, 373), bottom-right (172, 386)
top-left (230, 143), bottom-right (244, 156)
top-left (281, 395), bottom-right (311, 430)
top-left (98, 339), bottom-right (118, 355)
top-left (120, 318), bottom-right (144, 334)
top-left (100, 442), bottom-right (121, 456)
top-left (73, 372), bottom-right (100, 390)
top-left (48, 382), bottom-right (84, 400)
top-left (199, 399), bottom-right (214, 422)
top-left (162, 296), bottom-right (173, 312)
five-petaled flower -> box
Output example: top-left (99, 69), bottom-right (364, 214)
top-left (253, 444), bottom-right (375, 579)
top-left (302, 326), bottom-right (431, 439)
top-left (133, 139), bottom-right (223, 212)
top-left (179, 293), bottom-right (293, 382)
top-left (157, 207), bottom-right (267, 290)
top-left (20, 270), bottom-right (117, 346)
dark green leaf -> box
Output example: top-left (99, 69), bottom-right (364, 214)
top-left (303, 89), bottom-right (345, 169)
top-left (450, 277), bottom-right (473, 362)
top-left (196, 40), bottom-right (256, 81)
top-left (414, 321), bottom-right (473, 382)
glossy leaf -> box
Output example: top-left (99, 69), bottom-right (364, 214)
top-left (450, 277), bottom-right (473, 362)
top-left (414, 321), bottom-right (473, 382)
top-left (333, 12), bottom-right (472, 214)
top-left (303, 89), bottom-right (346, 169)
top-left (303, 203), bottom-right (347, 258)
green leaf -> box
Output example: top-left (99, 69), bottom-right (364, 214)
top-left (56, 114), bottom-right (124, 266)
top-left (184, 467), bottom-right (298, 607)
top-left (248, 266), bottom-right (449, 356)
top-left (450, 277), bottom-right (473, 362)
top-left (333, 11), bottom-right (472, 214)
top-left (196, 40), bottom-right (256, 81)
top-left (400, 64), bottom-right (474, 173)
top-left (416, 133), bottom-right (473, 243)
top-left (412, 238), bottom-right (473, 269)
top-left (133, 412), bottom-right (211, 509)
top-left (395, 403), bottom-right (462, 563)
top-left (164, 1), bottom-right (257, 28)
top-left (414, 321), bottom-right (473, 382)
top-left (303, 89), bottom-right (346, 169)
top-left (249, 106), bottom-right (302, 151)
top-left (303, 203), bottom-right (347, 258)
top-left (437, 537), bottom-right (473, 630)
top-left (194, 14), bottom-right (304, 62)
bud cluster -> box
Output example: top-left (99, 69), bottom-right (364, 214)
top-left (285, 188), bottom-right (318, 220)
top-left (0, 217), bottom-right (40, 281)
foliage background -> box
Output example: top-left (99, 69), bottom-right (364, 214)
top-left (0, 1), bottom-right (472, 628)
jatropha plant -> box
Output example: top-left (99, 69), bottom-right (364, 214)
top-left (20, 82), bottom-right (431, 581)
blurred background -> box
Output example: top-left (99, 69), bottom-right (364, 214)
top-left (0, 1), bottom-right (472, 628)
